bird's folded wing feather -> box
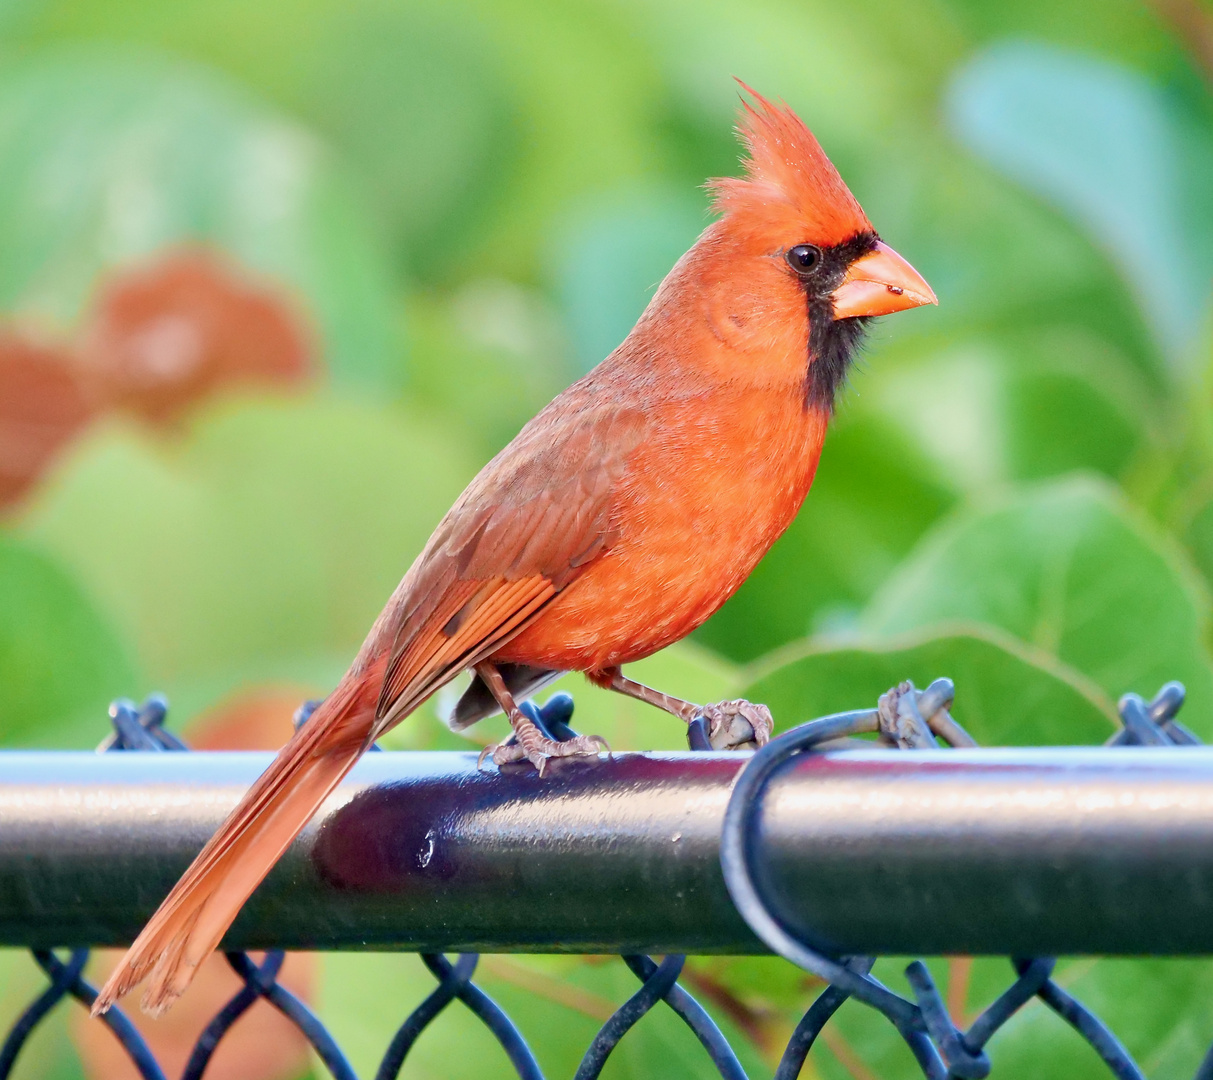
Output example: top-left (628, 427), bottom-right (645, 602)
top-left (372, 401), bottom-right (647, 730)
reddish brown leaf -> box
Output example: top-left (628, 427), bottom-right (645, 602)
top-left (0, 330), bottom-right (94, 511)
top-left (74, 949), bottom-right (316, 1080)
top-left (78, 249), bottom-right (313, 425)
top-left (183, 686), bottom-right (313, 751)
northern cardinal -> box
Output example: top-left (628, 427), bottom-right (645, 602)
top-left (94, 85), bottom-right (935, 1017)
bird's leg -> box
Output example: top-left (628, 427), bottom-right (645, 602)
top-left (591, 667), bottom-right (773, 750)
top-left (590, 668), bottom-right (698, 721)
top-left (475, 661), bottom-right (608, 775)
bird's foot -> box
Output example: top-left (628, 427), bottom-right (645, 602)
top-left (697, 699), bottom-right (773, 750)
top-left (478, 732), bottom-right (610, 775)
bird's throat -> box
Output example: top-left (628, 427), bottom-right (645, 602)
top-left (804, 301), bottom-right (869, 413)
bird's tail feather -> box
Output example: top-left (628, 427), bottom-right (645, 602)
top-left (91, 669), bottom-right (379, 1018)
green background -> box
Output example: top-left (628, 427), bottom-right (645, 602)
top-left (2, 0), bottom-right (1213, 1076)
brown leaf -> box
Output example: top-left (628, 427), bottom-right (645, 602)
top-left (0, 330), bottom-right (94, 511)
top-left (78, 249), bottom-right (313, 426)
top-left (73, 950), bottom-right (317, 1080)
top-left (182, 686), bottom-right (314, 751)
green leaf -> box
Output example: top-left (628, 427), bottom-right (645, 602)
top-left (857, 330), bottom-right (1152, 494)
top-left (546, 183), bottom-right (707, 372)
top-left (865, 475), bottom-right (1213, 734)
top-left (18, 394), bottom-right (478, 722)
top-left (1000, 334), bottom-right (1148, 481)
top-left (0, 532), bottom-right (137, 747)
top-left (858, 120), bottom-right (1159, 402)
top-left (743, 624), bottom-right (1116, 745)
top-left (983, 957), bottom-right (1213, 1080)
top-left (0, 951), bottom-right (88, 1079)
top-left (0, 45), bottom-right (401, 390)
top-left (317, 952), bottom-right (552, 1080)
top-left (774, 954), bottom-right (1213, 1080)
top-left (317, 951), bottom-right (769, 1080)
top-left (629, 0), bottom-right (961, 158)
top-left (405, 284), bottom-right (573, 462)
top-left (294, 9), bottom-right (517, 282)
top-left (947, 41), bottom-right (1213, 372)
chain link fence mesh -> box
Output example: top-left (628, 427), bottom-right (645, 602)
top-left (0, 682), bottom-right (1201, 1080)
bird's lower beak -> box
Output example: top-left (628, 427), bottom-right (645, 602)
top-left (830, 241), bottom-right (937, 319)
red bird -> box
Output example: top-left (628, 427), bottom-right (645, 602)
top-left (94, 86), bottom-right (935, 1016)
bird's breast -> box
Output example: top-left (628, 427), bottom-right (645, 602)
top-left (496, 383), bottom-right (827, 671)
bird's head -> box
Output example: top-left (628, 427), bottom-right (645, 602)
top-left (701, 84), bottom-right (936, 412)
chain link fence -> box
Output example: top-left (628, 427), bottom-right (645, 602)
top-left (0, 681), bottom-right (1205, 1080)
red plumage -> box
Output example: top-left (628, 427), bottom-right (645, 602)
top-left (94, 86), bottom-right (936, 1017)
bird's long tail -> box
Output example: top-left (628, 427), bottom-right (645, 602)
top-left (91, 664), bottom-right (382, 1018)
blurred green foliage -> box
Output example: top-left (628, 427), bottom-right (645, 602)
top-left (0, 48), bottom-right (401, 389)
top-left (1, 0), bottom-right (1212, 1076)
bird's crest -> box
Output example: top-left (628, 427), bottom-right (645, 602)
top-left (709, 82), bottom-right (871, 247)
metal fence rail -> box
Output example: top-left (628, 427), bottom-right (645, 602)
top-left (0, 682), bottom-right (1207, 1080)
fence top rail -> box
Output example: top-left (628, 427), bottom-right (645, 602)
top-left (0, 684), bottom-right (1206, 1080)
top-left (2, 744), bottom-right (1213, 955)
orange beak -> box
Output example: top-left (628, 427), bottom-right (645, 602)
top-left (830, 241), bottom-right (937, 319)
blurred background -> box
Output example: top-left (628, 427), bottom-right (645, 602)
top-left (1, 0), bottom-right (1212, 1076)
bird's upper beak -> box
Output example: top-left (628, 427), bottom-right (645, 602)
top-left (830, 241), bottom-right (937, 319)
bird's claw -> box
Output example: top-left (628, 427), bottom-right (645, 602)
top-left (478, 733), bottom-right (610, 775)
top-left (697, 699), bottom-right (773, 750)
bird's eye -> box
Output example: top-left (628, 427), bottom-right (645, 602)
top-left (786, 244), bottom-right (822, 275)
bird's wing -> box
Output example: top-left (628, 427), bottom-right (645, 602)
top-left (372, 401), bottom-right (647, 730)
top-left (92, 399), bottom-right (648, 1017)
